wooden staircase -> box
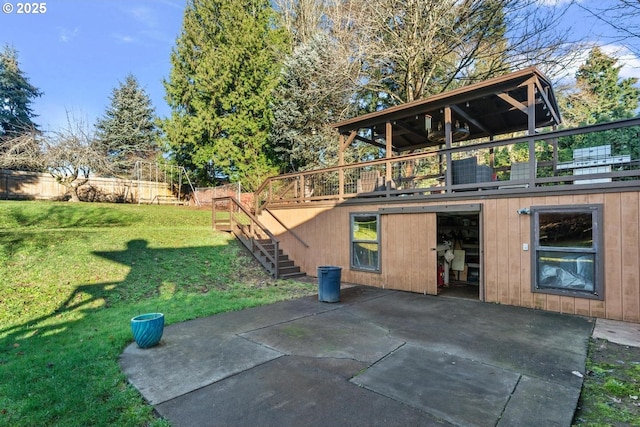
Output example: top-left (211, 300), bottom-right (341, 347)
top-left (212, 196), bottom-right (304, 279)
top-left (253, 239), bottom-right (305, 280)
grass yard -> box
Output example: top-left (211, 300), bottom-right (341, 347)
top-left (573, 339), bottom-right (640, 426)
top-left (0, 201), bottom-right (315, 427)
top-left (1, 201), bottom-right (639, 427)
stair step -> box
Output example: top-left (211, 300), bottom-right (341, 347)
top-left (240, 236), bottom-right (305, 279)
top-left (279, 271), bottom-right (306, 280)
top-left (222, 196), bottom-right (304, 280)
top-left (257, 242), bottom-right (283, 253)
top-left (280, 265), bottom-right (300, 273)
top-left (254, 249), bottom-right (287, 262)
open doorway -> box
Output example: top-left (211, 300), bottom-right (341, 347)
top-left (436, 212), bottom-right (481, 300)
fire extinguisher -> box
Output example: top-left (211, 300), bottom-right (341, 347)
top-left (437, 263), bottom-right (444, 287)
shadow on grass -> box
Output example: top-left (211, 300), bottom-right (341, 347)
top-left (1, 203), bottom-right (141, 229)
top-left (1, 238), bottom-right (239, 341)
top-left (0, 230), bottom-right (95, 262)
top-left (0, 238), bottom-right (265, 425)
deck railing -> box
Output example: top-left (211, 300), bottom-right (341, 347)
top-left (254, 117), bottom-right (640, 212)
top-left (213, 196), bottom-right (281, 278)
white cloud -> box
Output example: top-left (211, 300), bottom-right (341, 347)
top-left (58, 27), bottom-right (79, 43)
top-left (129, 6), bottom-right (158, 29)
top-left (550, 42), bottom-right (640, 88)
top-left (114, 3), bottom-right (181, 45)
top-left (536, 0), bottom-right (573, 6)
top-left (155, 0), bottom-right (185, 9)
top-left (600, 45), bottom-right (640, 80)
top-left (112, 33), bottom-right (136, 44)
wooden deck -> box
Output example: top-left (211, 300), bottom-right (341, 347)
top-left (244, 118), bottom-right (640, 323)
top-left (254, 118), bottom-right (640, 214)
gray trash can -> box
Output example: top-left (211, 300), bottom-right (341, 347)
top-left (317, 266), bottom-right (341, 303)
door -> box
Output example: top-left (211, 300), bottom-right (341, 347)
top-left (382, 212), bottom-right (438, 295)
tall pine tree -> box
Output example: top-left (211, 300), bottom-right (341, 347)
top-left (557, 47), bottom-right (640, 160)
top-left (269, 34), bottom-right (353, 172)
top-left (163, 0), bottom-right (288, 190)
top-left (95, 74), bottom-right (159, 177)
top-left (574, 47), bottom-right (639, 123)
top-left (0, 45), bottom-right (42, 138)
top-left (558, 47), bottom-right (639, 127)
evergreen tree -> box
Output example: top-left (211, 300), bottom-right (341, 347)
top-left (95, 74), bottom-right (159, 177)
top-left (574, 47), bottom-right (639, 123)
top-left (557, 47), bottom-right (640, 160)
top-left (0, 45), bottom-right (42, 139)
top-left (559, 47), bottom-right (639, 128)
top-left (269, 33), bottom-right (359, 172)
top-left (163, 0), bottom-right (289, 190)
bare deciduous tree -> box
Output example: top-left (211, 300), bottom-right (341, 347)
top-left (340, 0), bottom-right (579, 103)
top-left (275, 0), bottom-right (582, 107)
top-left (45, 116), bottom-right (107, 202)
top-left (0, 127), bottom-right (44, 170)
top-left (576, 0), bottom-right (640, 57)
top-left (0, 114), bottom-right (110, 202)
top-left (274, 0), bottom-right (330, 47)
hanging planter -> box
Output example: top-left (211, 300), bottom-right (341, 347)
top-left (131, 313), bottom-right (164, 348)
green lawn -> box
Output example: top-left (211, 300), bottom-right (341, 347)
top-left (0, 201), bottom-right (315, 427)
top-left (1, 201), bottom-right (637, 427)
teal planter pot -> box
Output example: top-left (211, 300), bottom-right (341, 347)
top-left (131, 313), bottom-right (164, 348)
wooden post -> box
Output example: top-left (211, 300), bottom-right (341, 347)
top-left (527, 81), bottom-right (536, 187)
top-left (386, 121), bottom-right (393, 192)
top-left (212, 197), bottom-right (216, 230)
top-left (551, 124), bottom-right (558, 176)
top-left (338, 134), bottom-right (346, 200)
top-left (274, 240), bottom-right (279, 279)
top-left (444, 106), bottom-right (453, 192)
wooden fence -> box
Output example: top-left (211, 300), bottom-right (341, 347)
top-left (0, 169), bottom-right (174, 203)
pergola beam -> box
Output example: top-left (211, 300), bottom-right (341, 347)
top-left (354, 134), bottom-right (387, 150)
top-left (451, 104), bottom-right (491, 135)
top-left (393, 120), bottom-right (428, 140)
top-left (534, 78), bottom-right (562, 125)
top-left (497, 93), bottom-right (528, 114)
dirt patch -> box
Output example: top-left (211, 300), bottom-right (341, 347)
top-left (574, 339), bottom-right (640, 426)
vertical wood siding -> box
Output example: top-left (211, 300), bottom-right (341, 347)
top-left (381, 213), bottom-right (437, 294)
top-left (260, 191), bottom-right (640, 323)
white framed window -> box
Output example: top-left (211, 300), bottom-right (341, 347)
top-left (350, 213), bottom-right (380, 272)
top-left (531, 204), bottom-right (603, 299)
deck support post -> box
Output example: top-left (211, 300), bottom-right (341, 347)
top-left (444, 106), bottom-right (453, 193)
top-left (338, 134), bottom-right (345, 200)
top-left (527, 81), bottom-right (536, 187)
top-left (338, 132), bottom-right (357, 199)
top-left (385, 121), bottom-right (393, 192)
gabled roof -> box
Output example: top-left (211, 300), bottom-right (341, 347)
top-left (332, 67), bottom-right (562, 152)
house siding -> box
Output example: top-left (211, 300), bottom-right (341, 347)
top-left (258, 191), bottom-right (640, 323)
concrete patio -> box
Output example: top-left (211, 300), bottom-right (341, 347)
top-left (120, 286), bottom-right (595, 427)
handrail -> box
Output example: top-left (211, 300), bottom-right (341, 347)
top-left (264, 208), bottom-right (310, 248)
top-left (254, 117), bottom-right (640, 209)
top-left (213, 196), bottom-right (280, 278)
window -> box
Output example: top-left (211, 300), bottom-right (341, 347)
top-left (531, 205), bottom-right (603, 299)
top-left (350, 213), bottom-right (380, 272)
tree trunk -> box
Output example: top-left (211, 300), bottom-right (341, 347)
top-left (68, 186), bottom-right (80, 202)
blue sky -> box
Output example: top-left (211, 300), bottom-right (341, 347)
top-left (0, 0), bottom-right (185, 131)
top-left (0, 0), bottom-right (638, 133)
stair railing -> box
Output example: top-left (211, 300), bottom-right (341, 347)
top-left (253, 174), bottom-right (301, 215)
top-left (213, 196), bottom-right (280, 278)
